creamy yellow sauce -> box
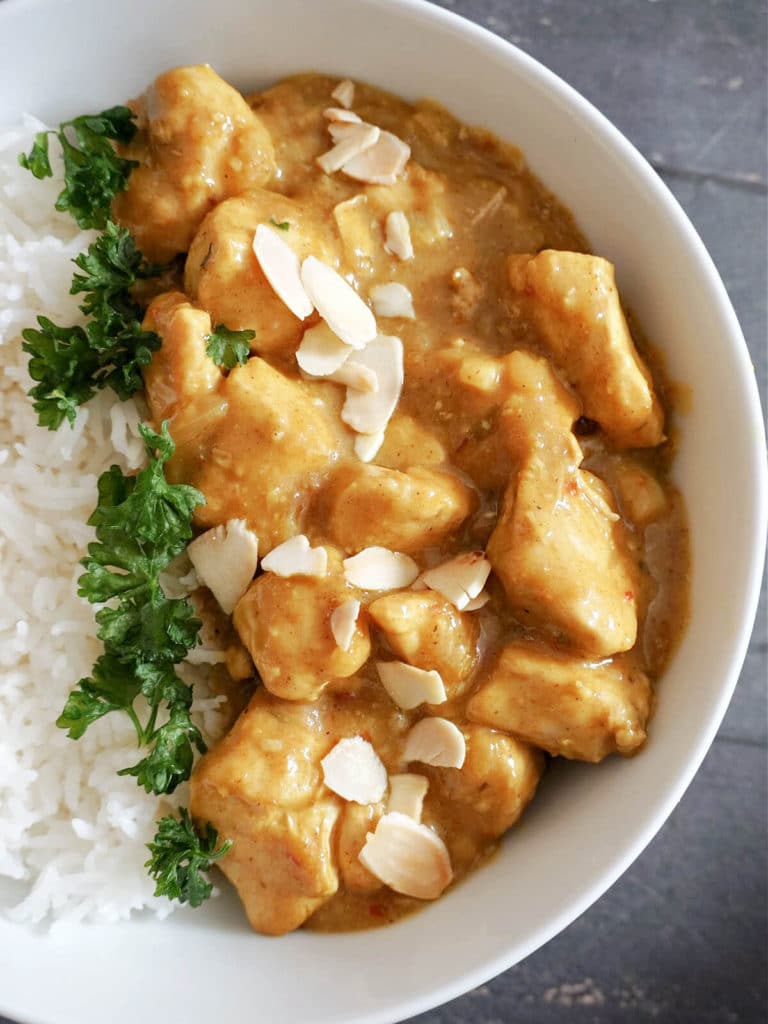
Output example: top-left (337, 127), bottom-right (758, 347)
top-left (114, 67), bottom-right (689, 935)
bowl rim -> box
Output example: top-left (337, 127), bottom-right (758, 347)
top-left (0, 0), bottom-right (765, 1022)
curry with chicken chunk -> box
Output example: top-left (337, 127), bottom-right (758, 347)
top-left (112, 66), bottom-right (689, 934)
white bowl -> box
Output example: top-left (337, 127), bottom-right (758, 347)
top-left (1, 1), bottom-right (765, 1022)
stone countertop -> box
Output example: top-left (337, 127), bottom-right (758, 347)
top-left (410, 2), bottom-right (767, 1023)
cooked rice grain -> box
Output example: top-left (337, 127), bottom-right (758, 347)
top-left (0, 118), bottom-right (223, 926)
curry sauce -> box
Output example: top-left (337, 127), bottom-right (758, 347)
top-left (114, 67), bottom-right (689, 934)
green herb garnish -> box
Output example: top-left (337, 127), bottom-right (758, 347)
top-left (57, 423), bottom-right (207, 795)
top-left (19, 106), bottom-right (138, 229)
top-left (205, 324), bottom-right (255, 371)
top-left (268, 216), bottom-right (290, 231)
top-left (22, 221), bottom-right (165, 430)
top-left (146, 809), bottom-right (233, 908)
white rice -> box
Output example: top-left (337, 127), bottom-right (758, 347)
top-left (0, 118), bottom-right (226, 927)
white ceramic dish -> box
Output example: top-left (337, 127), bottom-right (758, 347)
top-left (0, 1), bottom-right (765, 1022)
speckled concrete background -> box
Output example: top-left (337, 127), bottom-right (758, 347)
top-left (1, 2), bottom-right (765, 1023)
top-left (408, 2), bottom-right (767, 1022)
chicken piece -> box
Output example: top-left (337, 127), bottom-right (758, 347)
top-left (113, 65), bottom-right (275, 262)
top-left (190, 684), bottom-right (411, 934)
top-left (368, 591), bottom-right (479, 696)
top-left (189, 690), bottom-right (340, 935)
top-left (233, 550), bottom-right (371, 701)
top-left (185, 190), bottom-right (341, 359)
top-left (324, 463), bottom-right (476, 555)
top-left (173, 356), bottom-right (347, 551)
top-left (507, 251), bottom-right (663, 448)
top-left (466, 642), bottom-right (652, 762)
top-left (375, 412), bottom-right (448, 470)
top-left (613, 459), bottom-right (668, 526)
top-left (336, 801), bottom-right (385, 892)
top-left (487, 351), bottom-right (639, 657)
top-left (142, 291), bottom-right (222, 424)
top-left (423, 724), bottom-right (543, 855)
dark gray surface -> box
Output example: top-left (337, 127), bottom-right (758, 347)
top-left (408, 2), bottom-right (768, 1023)
top-left (0, 3), bottom-right (765, 1024)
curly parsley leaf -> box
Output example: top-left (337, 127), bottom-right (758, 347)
top-left (146, 809), bottom-right (232, 908)
top-left (22, 222), bottom-right (165, 430)
top-left (57, 424), bottom-right (207, 795)
top-left (205, 324), bottom-right (255, 371)
top-left (119, 706), bottom-right (205, 795)
top-left (56, 654), bottom-right (142, 740)
top-left (19, 106), bottom-right (138, 229)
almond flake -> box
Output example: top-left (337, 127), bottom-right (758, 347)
top-left (327, 360), bottom-right (379, 392)
top-left (260, 535), bottom-right (328, 578)
top-left (370, 282), bottom-right (415, 319)
top-left (420, 551), bottom-right (492, 611)
top-left (300, 256), bottom-right (377, 350)
top-left (252, 224), bottom-right (313, 320)
top-left (384, 211), bottom-right (414, 260)
top-left (317, 123), bottom-right (380, 175)
top-left (296, 322), bottom-right (353, 376)
top-left (331, 78), bottom-right (355, 108)
top-left (187, 519), bottom-right (259, 614)
top-left (354, 430), bottom-right (385, 462)
top-left (323, 107), bottom-right (362, 124)
top-left (464, 589), bottom-right (490, 611)
top-left (343, 547), bottom-right (419, 590)
top-left (342, 131), bottom-right (411, 185)
top-left (387, 774), bottom-right (428, 820)
top-left (403, 717), bottom-right (466, 769)
top-left (322, 737), bottom-right (387, 804)
top-left (376, 661), bottom-right (447, 710)
top-left (341, 334), bottom-right (403, 435)
top-left (358, 811), bottom-right (452, 899)
top-left (328, 121), bottom-right (371, 144)
top-left (330, 598), bottom-right (361, 652)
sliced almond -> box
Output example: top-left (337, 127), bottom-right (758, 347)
top-left (342, 131), bottom-right (411, 186)
top-left (387, 774), bottom-right (428, 821)
top-left (343, 547), bottom-right (419, 590)
top-left (316, 123), bottom-right (380, 175)
top-left (358, 811), bottom-right (452, 899)
top-left (321, 737), bottom-right (387, 804)
top-left (403, 717), bottom-right (466, 769)
top-left (328, 121), bottom-right (370, 144)
top-left (296, 322), bottom-right (353, 377)
top-left (327, 360), bottom-right (379, 392)
top-left (464, 589), bottom-right (490, 611)
top-left (260, 535), bottom-right (328, 578)
top-left (370, 282), bottom-right (415, 319)
top-left (323, 107), bottom-right (362, 124)
top-left (331, 78), bottom-right (355, 108)
top-left (187, 519), bottom-right (259, 614)
top-left (420, 551), bottom-right (492, 611)
top-left (252, 224), bottom-right (313, 320)
top-left (376, 661), bottom-right (447, 710)
top-left (330, 598), bottom-right (361, 652)
top-left (300, 256), bottom-right (377, 350)
top-left (384, 211), bottom-right (414, 260)
top-left (341, 334), bottom-right (404, 435)
top-left (354, 429), bottom-right (385, 462)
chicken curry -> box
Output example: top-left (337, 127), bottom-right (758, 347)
top-left (112, 66), bottom-right (689, 934)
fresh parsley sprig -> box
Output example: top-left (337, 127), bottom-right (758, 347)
top-left (146, 809), bottom-right (233, 908)
top-left (22, 221), bottom-right (165, 430)
top-left (19, 106), bottom-right (138, 229)
top-left (205, 324), bottom-right (255, 371)
top-left (57, 423), bottom-right (208, 795)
